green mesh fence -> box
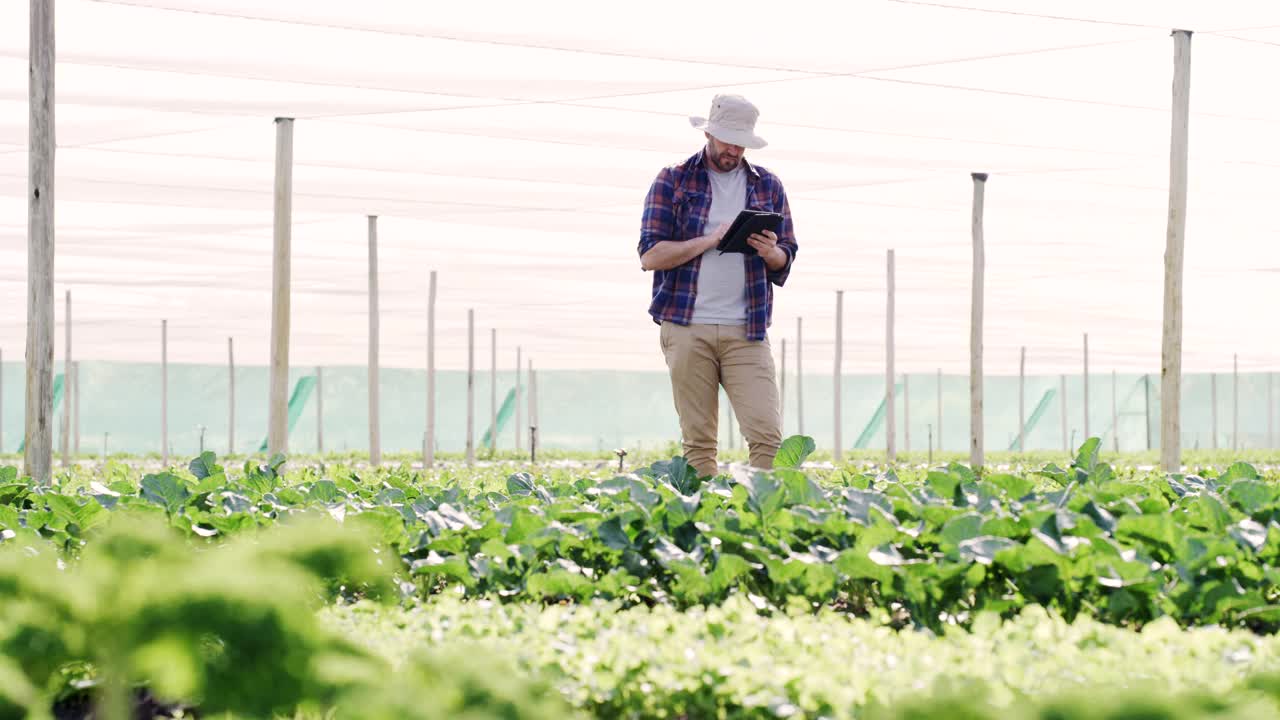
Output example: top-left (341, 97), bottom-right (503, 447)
top-left (0, 361), bottom-right (1275, 456)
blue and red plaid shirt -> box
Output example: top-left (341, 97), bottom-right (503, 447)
top-left (638, 148), bottom-right (797, 342)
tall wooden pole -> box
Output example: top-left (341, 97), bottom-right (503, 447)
top-left (1161, 30), bottom-right (1193, 472)
top-left (367, 215), bottom-right (381, 466)
top-left (1083, 333), bottom-right (1090, 439)
top-left (25, 0), bottom-right (55, 483)
top-left (515, 346), bottom-right (522, 452)
top-left (490, 328), bottom-right (497, 453)
top-left (796, 317), bottom-right (804, 436)
top-left (466, 308), bottom-right (475, 465)
top-left (780, 338), bottom-right (787, 435)
top-left (268, 117), bottom-right (294, 457)
top-left (161, 319), bottom-right (168, 466)
top-left (1018, 346), bottom-right (1026, 453)
top-left (969, 172), bottom-right (987, 469)
top-left (228, 338), bottom-right (235, 455)
top-left (886, 250), bottom-right (896, 462)
top-left (61, 289), bottom-right (70, 466)
top-left (834, 291), bottom-right (844, 463)
top-left (425, 270), bottom-right (437, 468)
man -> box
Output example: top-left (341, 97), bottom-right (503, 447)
top-left (638, 93), bottom-right (798, 478)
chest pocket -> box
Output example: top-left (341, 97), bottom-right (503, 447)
top-left (673, 189), bottom-right (706, 240)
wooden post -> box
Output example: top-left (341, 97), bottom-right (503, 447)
top-left (490, 328), bottom-right (497, 454)
top-left (367, 215), bottom-right (381, 466)
top-left (1111, 369), bottom-right (1119, 453)
top-left (1083, 333), bottom-right (1090, 439)
top-left (315, 365), bottom-right (322, 455)
top-left (515, 346), bottom-right (522, 452)
top-left (1233, 354), bottom-right (1239, 451)
top-left (1061, 374), bottom-right (1069, 451)
top-left (466, 308), bottom-right (475, 465)
top-left (969, 172), bottom-right (987, 469)
top-left (72, 360), bottom-right (79, 456)
top-left (1161, 29), bottom-right (1193, 472)
top-left (25, 0), bottom-right (55, 484)
top-left (834, 291), bottom-right (844, 463)
top-left (1018, 346), bottom-right (1026, 453)
top-left (425, 270), bottom-right (437, 468)
top-left (937, 368), bottom-right (943, 452)
top-left (228, 338), bottom-right (235, 455)
top-left (796, 317), bottom-right (804, 436)
top-left (1210, 372), bottom-right (1218, 450)
top-left (161, 319), bottom-right (168, 467)
top-left (60, 290), bottom-right (70, 466)
top-left (268, 117), bottom-right (294, 457)
top-left (903, 373), bottom-right (911, 454)
top-left (528, 356), bottom-right (535, 460)
top-left (1270, 372), bottom-right (1275, 449)
top-left (886, 249), bottom-right (896, 462)
top-left (780, 338), bottom-right (787, 435)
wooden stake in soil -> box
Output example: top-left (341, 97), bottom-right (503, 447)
top-left (969, 172), bottom-right (988, 469)
top-left (425, 270), bottom-right (437, 468)
top-left (1161, 29), bottom-right (1193, 472)
top-left (268, 117), bottom-right (294, 457)
top-left (796, 317), bottom-right (804, 436)
top-left (61, 290), bottom-right (70, 466)
top-left (834, 291), bottom-right (844, 463)
top-left (25, 0), bottom-right (55, 484)
top-left (886, 250), bottom-right (896, 463)
top-left (368, 215), bottom-right (381, 466)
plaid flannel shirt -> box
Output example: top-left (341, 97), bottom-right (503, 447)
top-left (637, 149), bottom-right (797, 342)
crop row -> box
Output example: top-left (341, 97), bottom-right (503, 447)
top-left (2, 437), bottom-right (1278, 630)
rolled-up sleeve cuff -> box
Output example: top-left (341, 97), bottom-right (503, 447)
top-left (767, 246), bottom-right (794, 286)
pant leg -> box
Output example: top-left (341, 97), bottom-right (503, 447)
top-left (660, 322), bottom-right (721, 477)
top-left (719, 325), bottom-right (782, 470)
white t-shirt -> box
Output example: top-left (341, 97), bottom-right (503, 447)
top-left (689, 164), bottom-right (748, 325)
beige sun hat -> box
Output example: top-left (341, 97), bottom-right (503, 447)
top-left (689, 93), bottom-right (767, 150)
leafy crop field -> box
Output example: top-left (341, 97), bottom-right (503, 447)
top-left (1, 436), bottom-right (1280, 718)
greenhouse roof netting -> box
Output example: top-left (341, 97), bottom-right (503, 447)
top-left (2, 0), bottom-right (1280, 374)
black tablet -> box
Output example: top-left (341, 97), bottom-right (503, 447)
top-left (716, 210), bottom-right (784, 256)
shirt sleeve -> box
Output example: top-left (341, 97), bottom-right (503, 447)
top-left (767, 180), bottom-right (797, 287)
top-left (638, 167), bottom-right (675, 262)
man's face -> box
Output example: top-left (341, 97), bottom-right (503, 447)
top-left (705, 133), bottom-right (744, 172)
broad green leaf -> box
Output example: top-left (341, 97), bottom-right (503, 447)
top-left (0, 467), bottom-right (16, 484)
top-left (774, 435), bottom-right (816, 469)
top-left (1220, 461), bottom-right (1259, 483)
top-left (307, 480), bottom-right (343, 504)
top-left (959, 536), bottom-right (1018, 565)
top-left (140, 472), bottom-right (191, 513)
top-left (188, 452), bottom-right (222, 480)
top-left (985, 473), bottom-right (1035, 499)
top-left (1229, 519), bottom-right (1267, 552)
top-left (1227, 480), bottom-right (1277, 515)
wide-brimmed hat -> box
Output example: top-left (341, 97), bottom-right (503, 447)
top-left (689, 93), bottom-right (767, 150)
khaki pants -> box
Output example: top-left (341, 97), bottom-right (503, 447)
top-left (659, 322), bottom-right (782, 477)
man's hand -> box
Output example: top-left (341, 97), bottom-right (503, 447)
top-left (747, 229), bottom-right (788, 271)
top-left (639, 222), bottom-right (730, 272)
